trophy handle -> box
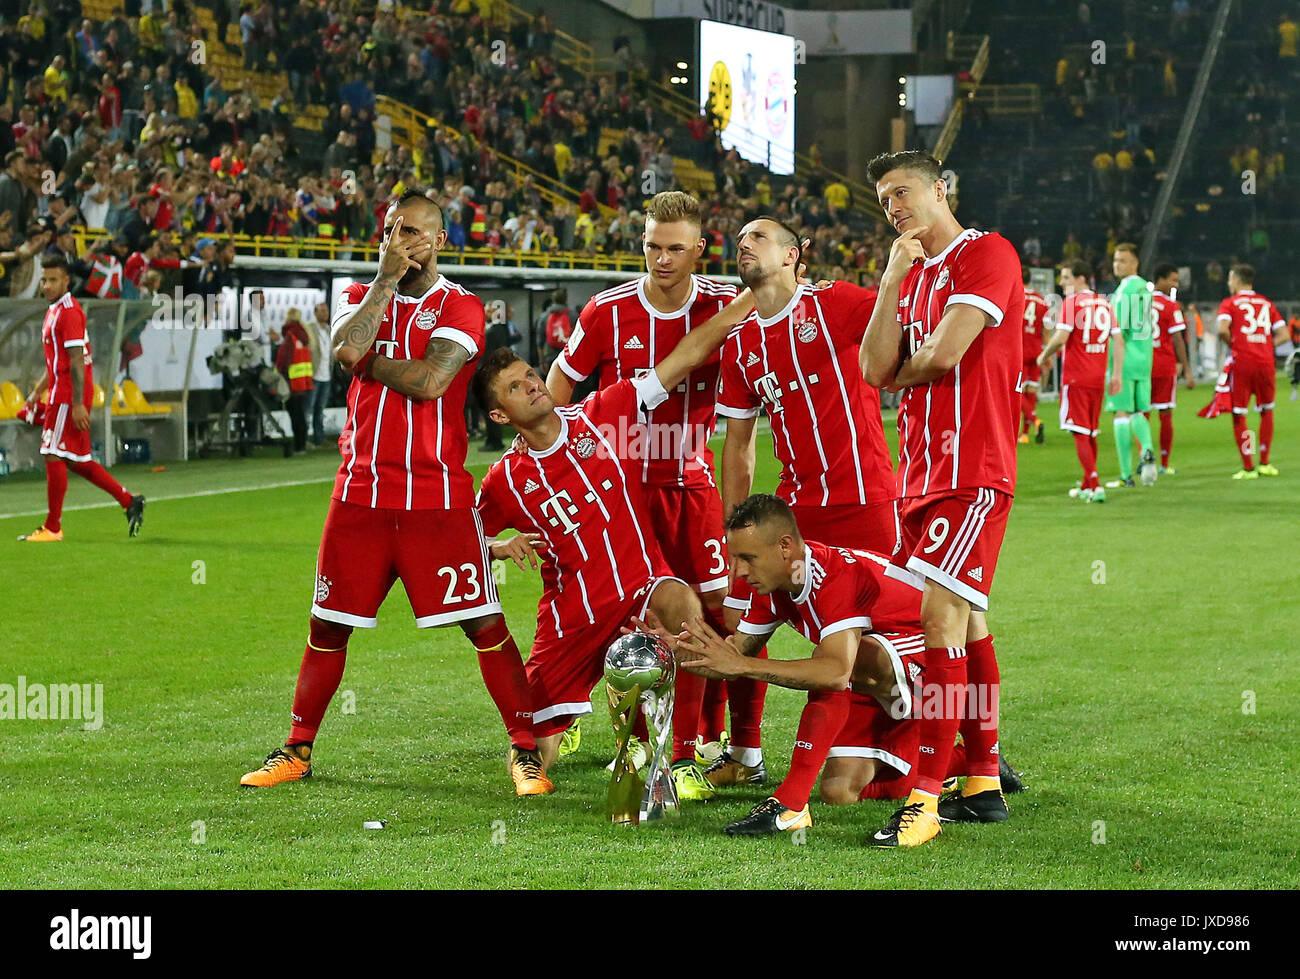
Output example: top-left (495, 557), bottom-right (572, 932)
top-left (639, 686), bottom-right (680, 822)
top-left (607, 684), bottom-right (644, 824)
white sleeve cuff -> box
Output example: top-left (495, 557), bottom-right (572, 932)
top-left (715, 403), bottom-right (760, 419)
top-left (722, 595), bottom-right (751, 611)
top-left (63, 339), bottom-right (87, 348)
top-left (736, 620), bottom-right (779, 637)
top-left (431, 326), bottom-right (479, 358)
top-left (818, 616), bottom-right (873, 640)
top-left (555, 353), bottom-right (588, 383)
top-left (945, 293), bottom-right (1004, 326)
top-left (632, 370), bottom-right (669, 412)
top-left (1216, 314), bottom-right (1232, 323)
top-left (1168, 323), bottom-right (1186, 334)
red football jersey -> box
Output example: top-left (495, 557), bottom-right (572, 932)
top-left (894, 229), bottom-right (1024, 499)
top-left (1022, 288), bottom-right (1050, 363)
top-left (554, 274), bottom-right (738, 489)
top-left (42, 293), bottom-right (93, 407)
top-left (1151, 291), bottom-right (1187, 377)
top-left (331, 275), bottom-right (485, 510)
top-left (716, 281), bottom-right (894, 507)
top-left (737, 540), bottom-right (921, 645)
top-left (1056, 290), bottom-right (1117, 389)
top-left (476, 376), bottom-right (671, 640)
top-left (1216, 290), bottom-right (1284, 370)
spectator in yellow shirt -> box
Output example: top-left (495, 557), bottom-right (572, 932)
top-left (175, 78), bottom-right (199, 119)
top-left (553, 141), bottom-right (572, 179)
top-left (43, 56), bottom-right (69, 106)
top-left (824, 180), bottom-right (850, 212)
top-left (1279, 14), bottom-right (1298, 59)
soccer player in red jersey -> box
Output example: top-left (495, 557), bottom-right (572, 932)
top-left (1216, 264), bottom-right (1287, 479)
top-left (241, 192), bottom-right (549, 797)
top-left (478, 286), bottom-right (759, 771)
top-left (859, 150), bottom-right (1023, 846)
top-left (17, 255), bottom-right (145, 544)
top-left (661, 495), bottom-right (932, 839)
top-left (1148, 263), bottom-right (1195, 474)
top-left (1038, 261), bottom-right (1124, 502)
top-left (543, 191), bottom-right (738, 798)
top-left (1019, 267), bottom-right (1052, 445)
top-left (711, 216), bottom-right (899, 791)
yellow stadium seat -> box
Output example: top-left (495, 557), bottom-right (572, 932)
top-left (0, 381), bottom-right (23, 419)
top-left (121, 379), bottom-right (172, 415)
top-left (93, 383), bottom-right (106, 409)
top-left (111, 383), bottom-right (130, 415)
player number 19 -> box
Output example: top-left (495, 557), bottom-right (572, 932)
top-left (921, 517), bottom-right (950, 555)
top-left (438, 563), bottom-right (483, 605)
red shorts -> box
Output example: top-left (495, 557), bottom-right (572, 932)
top-left (642, 484), bottom-right (728, 594)
top-left (311, 499), bottom-right (501, 629)
top-left (1151, 373), bottom-right (1178, 410)
top-left (528, 576), bottom-right (683, 737)
top-left (1021, 358), bottom-right (1042, 386)
top-left (890, 488), bottom-right (1012, 611)
top-left (40, 402), bottom-right (93, 463)
top-left (1059, 384), bottom-right (1103, 437)
top-left (828, 630), bottom-right (926, 777)
top-left (724, 499), bottom-right (900, 612)
top-left (1230, 360), bottom-right (1277, 413)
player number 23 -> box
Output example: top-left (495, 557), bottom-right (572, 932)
top-left (921, 517), bottom-right (950, 555)
top-left (438, 563), bottom-right (482, 604)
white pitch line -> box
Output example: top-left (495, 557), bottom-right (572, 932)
top-left (0, 476), bottom-right (336, 521)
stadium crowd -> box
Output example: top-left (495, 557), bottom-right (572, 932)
top-left (0, 0), bottom-right (895, 301)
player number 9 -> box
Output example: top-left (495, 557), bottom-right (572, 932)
top-left (438, 563), bottom-right (483, 604)
top-left (921, 517), bottom-right (950, 555)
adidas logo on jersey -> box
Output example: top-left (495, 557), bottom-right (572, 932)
top-left (623, 336), bottom-right (644, 350)
top-left (745, 352), bottom-right (760, 367)
top-left (523, 479), bottom-right (540, 494)
top-left (967, 566), bottom-right (984, 582)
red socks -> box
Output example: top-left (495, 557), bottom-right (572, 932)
top-left (44, 457), bottom-right (134, 533)
top-left (288, 618), bottom-right (351, 744)
top-left (469, 619), bottom-right (537, 751)
top-left (727, 646), bottom-right (768, 750)
top-left (1233, 414), bottom-right (1254, 469)
top-left (70, 459), bottom-right (133, 507)
top-left (1021, 391), bottom-right (1038, 433)
top-left (1159, 410), bottom-right (1174, 467)
top-left (672, 666), bottom-right (705, 763)
top-left (913, 646), bottom-right (967, 796)
top-left (45, 458), bottom-right (68, 532)
top-left (1260, 410), bottom-right (1273, 465)
top-left (773, 688), bottom-right (850, 811)
top-left (700, 678), bottom-right (728, 743)
top-left (958, 635), bottom-right (1000, 778)
top-left (1072, 432), bottom-right (1099, 489)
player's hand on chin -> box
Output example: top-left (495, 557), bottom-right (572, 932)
top-left (885, 226), bottom-right (929, 280)
top-left (489, 533), bottom-right (545, 571)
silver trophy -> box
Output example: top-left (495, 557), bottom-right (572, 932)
top-left (604, 633), bottom-right (679, 825)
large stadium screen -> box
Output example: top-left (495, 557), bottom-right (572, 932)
top-left (698, 20), bottom-right (796, 176)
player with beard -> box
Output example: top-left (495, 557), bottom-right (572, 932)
top-left (710, 216), bottom-right (900, 811)
top-left (240, 192), bottom-right (549, 797)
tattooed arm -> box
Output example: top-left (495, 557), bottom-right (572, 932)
top-left (367, 337), bottom-right (472, 401)
top-left (678, 615), bottom-right (855, 691)
top-left (332, 275), bottom-right (399, 371)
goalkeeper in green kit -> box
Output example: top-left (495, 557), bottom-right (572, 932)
top-left (1105, 243), bottom-right (1159, 488)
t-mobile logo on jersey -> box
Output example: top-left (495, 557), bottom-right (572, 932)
top-left (754, 371), bottom-right (786, 413)
top-left (539, 490), bottom-right (581, 534)
top-left (372, 340), bottom-right (400, 357)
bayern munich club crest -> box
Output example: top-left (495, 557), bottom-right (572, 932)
top-left (315, 574), bottom-right (332, 603)
top-left (415, 310), bottom-right (436, 330)
top-left (573, 436), bottom-right (597, 459)
top-left (792, 302), bottom-right (818, 343)
top-left (936, 268), bottom-right (951, 289)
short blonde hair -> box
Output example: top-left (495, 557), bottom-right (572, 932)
top-left (645, 191), bottom-right (705, 228)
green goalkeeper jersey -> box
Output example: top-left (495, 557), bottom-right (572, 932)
top-left (1110, 274), bottom-right (1155, 380)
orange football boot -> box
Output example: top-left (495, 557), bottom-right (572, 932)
top-left (240, 747), bottom-right (312, 787)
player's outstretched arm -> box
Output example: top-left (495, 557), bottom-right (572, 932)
top-left (651, 288), bottom-right (756, 394)
top-left (545, 360), bottom-right (576, 405)
top-left (891, 303), bottom-right (987, 389)
top-left (861, 226), bottom-right (926, 386)
top-left (1038, 327), bottom-right (1070, 368)
top-left (678, 616), bottom-right (856, 691)
top-left (367, 337), bottom-right (471, 401)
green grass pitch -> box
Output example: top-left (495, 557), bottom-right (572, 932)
top-left (2, 394), bottom-right (1297, 888)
